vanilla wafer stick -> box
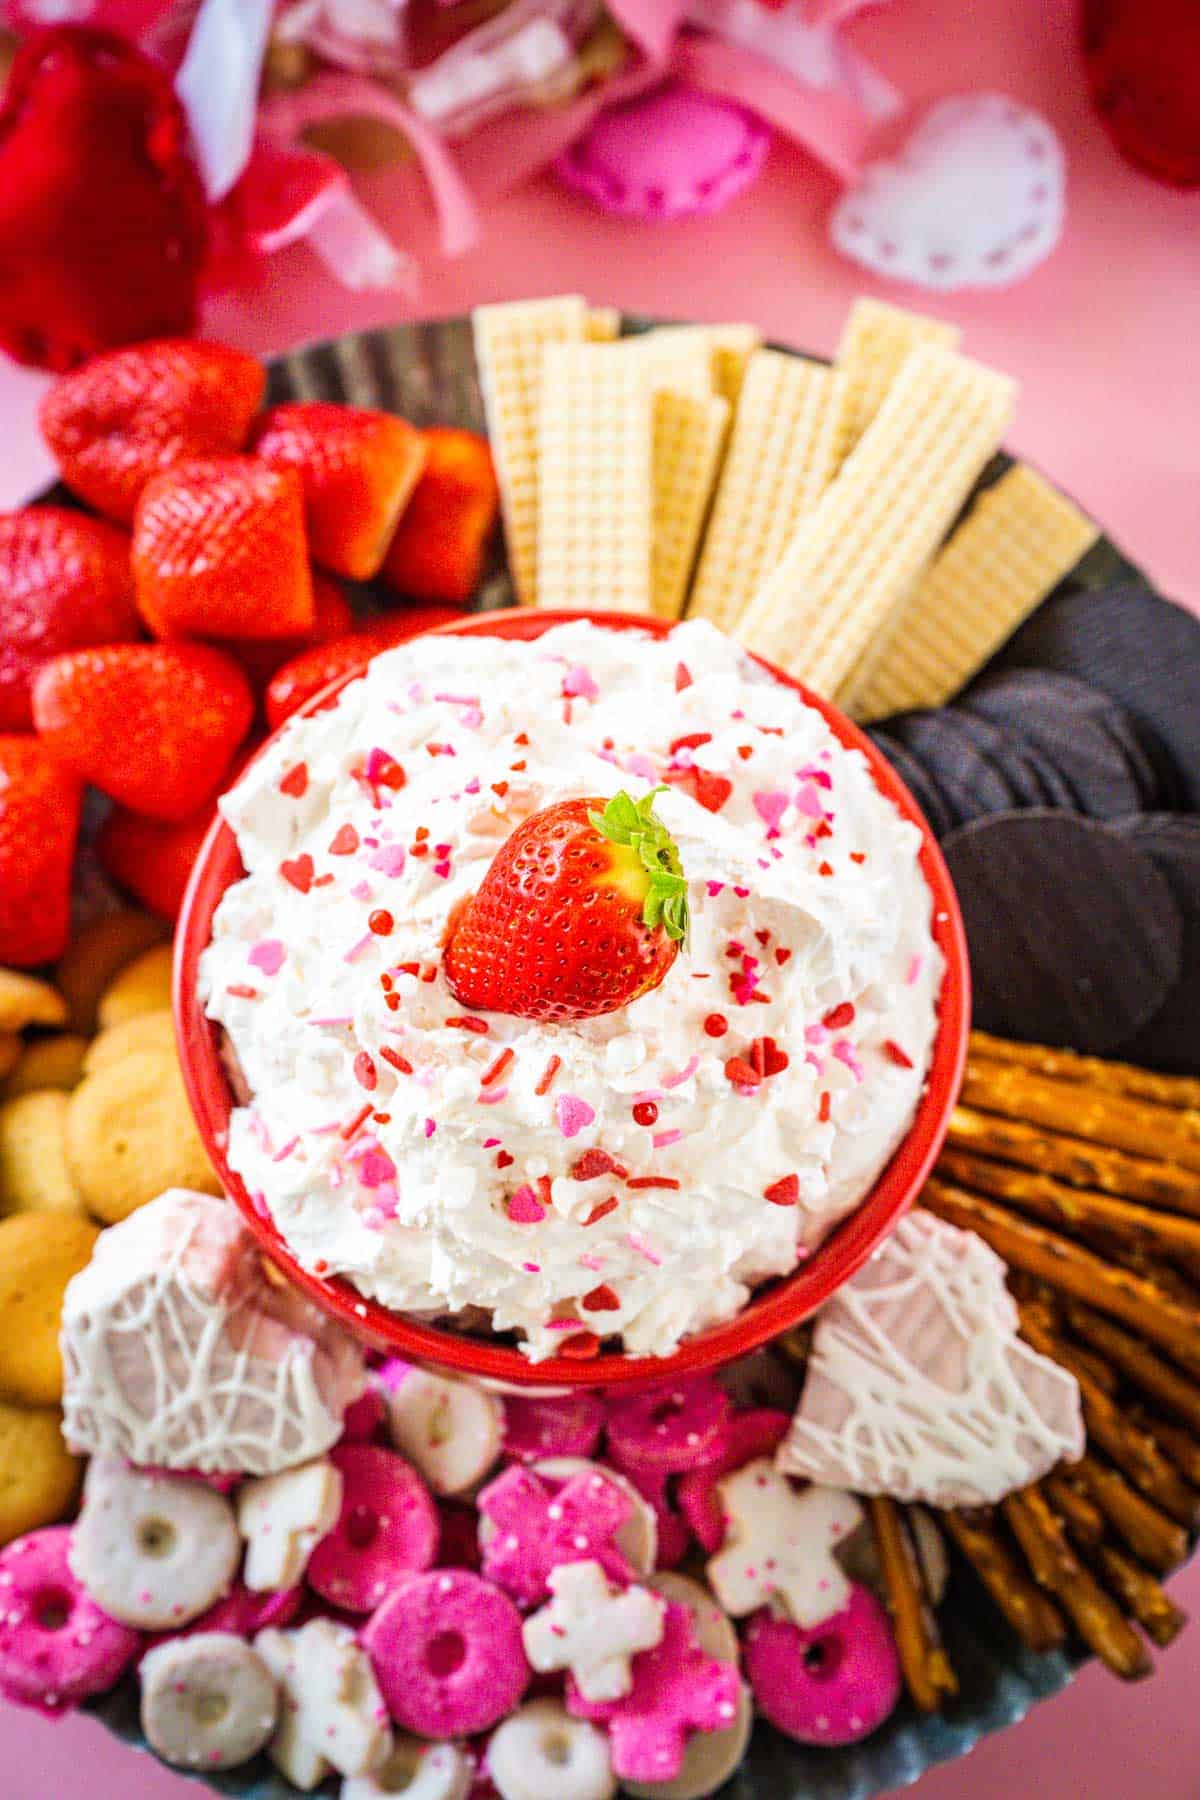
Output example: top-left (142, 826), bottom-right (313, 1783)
top-left (835, 296), bottom-right (961, 448)
top-left (737, 346), bottom-right (1016, 694)
top-left (473, 295), bottom-right (588, 605)
top-left (687, 353), bottom-right (852, 631)
top-left (586, 307), bottom-right (621, 341)
top-left (970, 1032), bottom-right (1200, 1114)
top-left (651, 389), bottom-right (730, 620)
top-left (844, 464), bottom-right (1099, 719)
top-left (615, 329), bottom-right (713, 398)
top-left (946, 1106), bottom-right (1200, 1217)
top-left (535, 341), bottom-right (653, 614)
top-left (644, 322), bottom-right (763, 404)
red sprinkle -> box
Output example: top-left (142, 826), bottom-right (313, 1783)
top-left (583, 1196), bottom-right (619, 1226)
top-left (510, 759), bottom-right (527, 772)
top-left (818, 1092), bottom-right (831, 1123)
top-left (353, 1051), bottom-right (378, 1091)
top-left (850, 851), bottom-right (866, 865)
top-left (573, 1149), bottom-right (619, 1181)
top-left (764, 1174), bottom-right (799, 1206)
top-left (279, 761), bottom-right (308, 798)
top-left (534, 1056), bottom-right (562, 1097)
top-left (329, 824), bottom-right (359, 856)
top-left (397, 961), bottom-right (421, 977)
top-left (674, 663), bottom-right (693, 691)
top-left (491, 780), bottom-right (509, 798)
top-left (373, 753), bottom-right (406, 791)
top-left (480, 1048), bottom-right (514, 1088)
top-left (736, 745), bottom-right (753, 761)
top-left (446, 1016), bottom-right (490, 1034)
top-left (496, 1150), bottom-right (515, 1170)
top-left (883, 1039), bottom-right (915, 1069)
top-left (384, 993), bottom-right (401, 1012)
top-left (818, 861), bottom-right (834, 877)
top-left (669, 731), bottom-right (712, 755)
top-left (410, 842), bottom-right (428, 857)
top-left (823, 1002), bottom-right (856, 1030)
top-left (279, 854), bottom-right (314, 894)
top-left (226, 983), bottom-right (259, 1000)
top-left (626, 1176), bottom-right (680, 1191)
top-left (724, 1057), bottom-right (761, 1087)
top-left (774, 947), bottom-right (792, 967)
top-left (340, 1102), bottom-right (374, 1141)
top-left (514, 732), bottom-right (530, 745)
top-left (632, 1101), bottom-right (659, 1127)
top-left (368, 909), bottom-right (394, 936)
top-left (582, 1283), bottom-right (621, 1313)
top-left (557, 1331), bottom-right (601, 1360)
top-left (704, 1013), bottom-right (729, 1038)
top-left (379, 1046), bottom-right (413, 1075)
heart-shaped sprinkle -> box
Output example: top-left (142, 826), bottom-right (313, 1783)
top-left (763, 1174), bottom-right (799, 1207)
top-left (279, 761), bottom-right (308, 798)
top-left (279, 854), bottom-right (314, 893)
top-left (506, 1184), bottom-right (546, 1225)
top-left (329, 824), bottom-right (359, 856)
top-left (248, 938), bottom-right (286, 976)
top-left (555, 1094), bottom-right (596, 1139)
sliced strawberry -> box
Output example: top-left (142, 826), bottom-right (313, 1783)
top-left (133, 456), bottom-right (313, 642)
top-left (0, 28), bottom-right (207, 371)
top-left (380, 427), bottom-right (499, 606)
top-left (444, 789), bottom-right (689, 1022)
top-left (251, 402), bottom-right (427, 582)
top-left (0, 735), bottom-right (82, 965)
top-left (0, 506), bottom-right (139, 730)
top-left (40, 339), bottom-right (265, 525)
top-left (264, 607), bottom-right (461, 730)
top-left (33, 642), bottom-right (254, 821)
top-left (225, 571), bottom-right (354, 694)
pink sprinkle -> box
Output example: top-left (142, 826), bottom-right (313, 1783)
top-left (798, 764), bottom-right (833, 790)
top-left (804, 1024), bottom-right (828, 1045)
top-left (624, 1231), bottom-right (662, 1267)
top-left (806, 1052), bottom-right (824, 1074)
top-left (434, 843), bottom-right (452, 857)
top-left (368, 844), bottom-right (407, 877)
top-left (272, 1136), bottom-right (299, 1164)
top-left (464, 776), bottom-right (481, 795)
top-left (833, 1039), bottom-right (865, 1082)
top-left (624, 751), bottom-right (659, 783)
top-left (795, 783), bottom-right (826, 820)
top-left (309, 1015), bottom-right (353, 1027)
top-left (562, 663), bottom-right (600, 701)
top-left (407, 682), bottom-right (425, 703)
top-left (424, 1118), bottom-right (436, 1138)
top-left (522, 1262), bottom-right (541, 1273)
top-left (705, 880), bottom-right (725, 898)
top-left (433, 861), bottom-right (451, 879)
top-left (652, 1129), bottom-right (682, 1149)
top-left (433, 692), bottom-right (478, 707)
top-left (596, 747), bottom-right (620, 766)
top-left (250, 1190), bottom-right (270, 1219)
top-left (661, 1055), bottom-right (699, 1089)
top-left (753, 790), bottom-right (789, 837)
top-left (344, 933), bottom-right (374, 963)
top-left (556, 1094), bottom-right (596, 1139)
top-left (545, 1317), bottom-right (581, 1331)
top-left (461, 706), bottom-right (483, 729)
top-left (482, 1137), bottom-right (501, 1149)
top-left (633, 1089), bottom-right (664, 1106)
top-left (906, 954), bottom-right (923, 986)
top-left (507, 1185), bottom-right (546, 1225)
top-left (477, 1086), bottom-right (510, 1105)
top-left (248, 938), bottom-right (286, 977)
top-left (309, 1120), bottom-right (342, 1135)
top-left (733, 885), bottom-right (750, 898)
top-left (247, 1112), bottom-right (272, 1154)
top-left (350, 880), bottom-right (372, 901)
top-left (359, 1150), bottom-right (397, 1189)
top-left (579, 1253), bottom-right (604, 1272)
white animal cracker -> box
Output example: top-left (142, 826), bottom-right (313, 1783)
top-left (255, 1619), bottom-right (391, 1790)
top-left (522, 1560), bottom-right (665, 1702)
top-left (706, 1460), bottom-right (862, 1628)
top-left (237, 1457), bottom-right (343, 1591)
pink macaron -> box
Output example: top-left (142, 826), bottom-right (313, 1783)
top-left (556, 83), bottom-right (771, 221)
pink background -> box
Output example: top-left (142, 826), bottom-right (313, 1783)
top-left (2, 0), bottom-right (1199, 1793)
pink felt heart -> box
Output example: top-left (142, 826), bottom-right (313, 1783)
top-left (830, 91), bottom-right (1064, 290)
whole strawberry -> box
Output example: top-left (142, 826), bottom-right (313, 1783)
top-left (0, 736), bottom-right (82, 966)
top-left (444, 789), bottom-right (689, 1022)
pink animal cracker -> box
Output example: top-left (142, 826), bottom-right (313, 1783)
top-left (476, 1466), bottom-right (638, 1607)
top-left (139, 1632), bottom-right (279, 1772)
top-left (237, 1457), bottom-right (343, 1591)
top-left (256, 1618), bottom-right (392, 1789)
top-left (487, 1699), bottom-right (616, 1800)
top-left (385, 1366), bottom-right (504, 1495)
top-left (706, 1460), bottom-right (862, 1629)
top-left (60, 1188), bottom-right (366, 1476)
top-left (522, 1560), bottom-right (666, 1702)
top-left (743, 1582), bottom-right (902, 1746)
top-left (567, 1600), bottom-right (742, 1784)
top-left (342, 1736), bottom-right (475, 1800)
top-left (360, 1568), bottom-right (530, 1739)
top-left (501, 1392), bottom-right (605, 1463)
top-left (778, 1211), bottom-right (1084, 1506)
top-left (0, 1527), bottom-right (141, 1716)
top-left (605, 1379), bottom-right (731, 1475)
top-left (305, 1443), bottom-right (438, 1613)
top-left (677, 1409), bottom-right (793, 1554)
top-left (71, 1460), bottom-right (241, 1630)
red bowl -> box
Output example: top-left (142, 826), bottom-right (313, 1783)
top-left (175, 609), bottom-right (969, 1389)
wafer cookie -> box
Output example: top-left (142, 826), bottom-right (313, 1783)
top-left (643, 322), bottom-right (763, 403)
top-left (651, 388), bottom-right (730, 619)
top-left (736, 344), bottom-right (1017, 694)
top-left (472, 295), bottom-right (588, 605)
top-left (687, 352), bottom-right (853, 632)
top-left (836, 297), bottom-right (961, 449)
top-left (535, 342), bottom-right (654, 613)
top-left (586, 307), bottom-right (621, 341)
top-left (614, 328), bottom-right (713, 398)
top-left (843, 464), bottom-right (1099, 720)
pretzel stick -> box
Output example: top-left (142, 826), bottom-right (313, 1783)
top-left (1134, 1412), bottom-right (1200, 1487)
top-left (1044, 1472), bottom-right (1106, 1549)
top-left (940, 1510), bottom-right (1066, 1653)
top-left (947, 1107), bottom-right (1200, 1217)
top-left (867, 1498), bottom-right (957, 1712)
top-left (1002, 1488), bottom-right (1152, 1680)
top-left (922, 1181), bottom-right (1200, 1379)
top-left (961, 1066), bottom-right (1200, 1175)
top-left (1170, 1248), bottom-right (1200, 1289)
top-left (1093, 1544), bottom-right (1187, 1649)
top-left (1064, 1301), bottom-right (1200, 1436)
top-left (1019, 1309), bottom-right (1200, 1528)
top-left (937, 1147), bottom-right (1200, 1259)
top-left (1074, 1453), bottom-right (1188, 1573)
top-left (969, 1032), bottom-right (1200, 1113)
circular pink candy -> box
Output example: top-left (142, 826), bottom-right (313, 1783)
top-left (606, 1378), bottom-right (731, 1475)
top-left (602, 1459), bottom-right (691, 1570)
top-left (555, 83), bottom-right (771, 221)
top-left (502, 1392), bottom-right (605, 1463)
top-left (361, 1568), bottom-right (530, 1738)
top-left (743, 1583), bottom-right (902, 1747)
top-left (306, 1443), bottom-right (438, 1613)
top-left (0, 1527), bottom-right (141, 1716)
top-left (339, 1386), bottom-right (387, 1443)
top-left (676, 1408), bottom-right (793, 1553)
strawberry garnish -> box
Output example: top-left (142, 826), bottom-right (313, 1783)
top-left (40, 339), bottom-right (265, 525)
top-left (32, 642), bottom-right (253, 821)
top-left (264, 607), bottom-right (461, 729)
top-left (133, 456), bottom-right (313, 642)
top-left (0, 735), bottom-right (82, 966)
top-left (251, 402), bottom-right (428, 582)
top-left (444, 788), bottom-right (689, 1023)
top-left (381, 426), bottom-right (499, 605)
top-left (0, 506), bottom-right (139, 731)
top-left (0, 28), bottom-right (207, 371)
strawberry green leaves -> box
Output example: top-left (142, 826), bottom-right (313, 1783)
top-left (590, 788), bottom-right (689, 944)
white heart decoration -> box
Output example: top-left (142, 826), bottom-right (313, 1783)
top-left (830, 91), bottom-right (1065, 290)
